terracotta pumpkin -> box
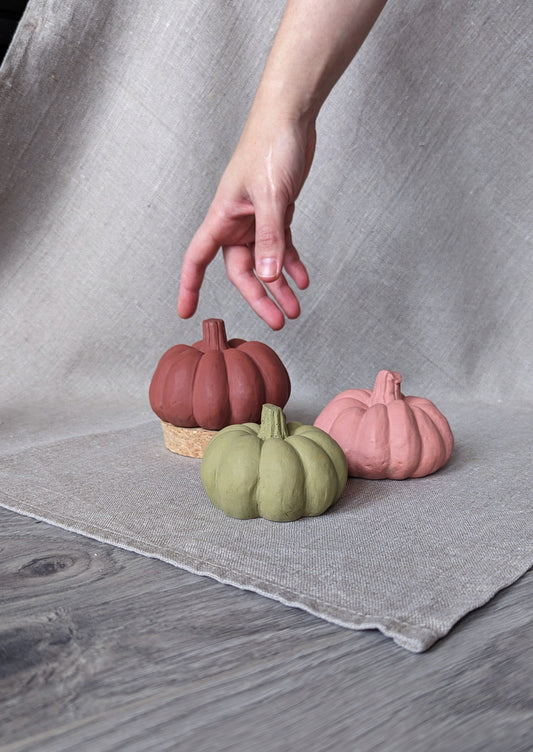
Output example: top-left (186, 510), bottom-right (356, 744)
top-left (149, 318), bottom-right (291, 431)
top-left (314, 370), bottom-right (454, 479)
top-left (201, 403), bottom-right (348, 521)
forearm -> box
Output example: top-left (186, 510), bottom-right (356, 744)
top-left (179, 0), bottom-right (388, 328)
top-left (253, 0), bottom-right (388, 124)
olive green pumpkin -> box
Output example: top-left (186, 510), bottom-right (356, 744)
top-left (200, 403), bottom-right (348, 522)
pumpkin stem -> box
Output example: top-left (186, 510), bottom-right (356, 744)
top-left (202, 318), bottom-right (229, 350)
top-left (257, 403), bottom-right (289, 440)
top-left (369, 370), bottom-right (404, 405)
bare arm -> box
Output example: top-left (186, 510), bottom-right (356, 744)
top-left (178, 0), bottom-right (388, 329)
top-left (258, 0), bottom-right (388, 120)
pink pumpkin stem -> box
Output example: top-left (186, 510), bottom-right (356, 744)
top-left (202, 318), bottom-right (229, 351)
top-left (369, 370), bottom-right (404, 406)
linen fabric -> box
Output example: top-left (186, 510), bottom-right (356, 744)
top-left (0, 0), bottom-right (531, 651)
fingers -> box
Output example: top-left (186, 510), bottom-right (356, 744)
top-left (266, 274), bottom-right (302, 320)
top-left (253, 198), bottom-right (287, 283)
top-left (253, 201), bottom-right (310, 296)
top-left (178, 197), bottom-right (309, 326)
top-left (223, 245), bottom-right (303, 330)
top-left (283, 228), bottom-right (310, 290)
top-left (177, 225), bottom-right (220, 319)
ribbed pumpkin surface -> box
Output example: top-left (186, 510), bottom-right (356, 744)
top-left (149, 319), bottom-right (290, 430)
top-left (314, 370), bottom-right (454, 479)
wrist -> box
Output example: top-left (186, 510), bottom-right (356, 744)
top-left (250, 77), bottom-right (321, 130)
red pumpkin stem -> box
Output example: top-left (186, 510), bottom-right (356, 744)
top-left (369, 370), bottom-right (404, 405)
top-left (257, 404), bottom-right (289, 440)
top-left (202, 318), bottom-right (229, 350)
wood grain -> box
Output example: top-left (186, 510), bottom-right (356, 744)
top-left (0, 506), bottom-right (531, 752)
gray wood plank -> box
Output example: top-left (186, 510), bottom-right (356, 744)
top-left (1, 506), bottom-right (531, 752)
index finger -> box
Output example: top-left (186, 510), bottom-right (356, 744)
top-left (177, 226), bottom-right (220, 319)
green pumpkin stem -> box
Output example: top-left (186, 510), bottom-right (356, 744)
top-left (202, 318), bottom-right (229, 350)
top-left (370, 369), bottom-right (404, 405)
top-left (257, 403), bottom-right (289, 440)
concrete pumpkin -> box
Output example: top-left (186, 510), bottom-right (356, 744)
top-left (314, 370), bottom-right (454, 479)
top-left (201, 404), bottom-right (348, 521)
top-left (149, 319), bottom-right (290, 430)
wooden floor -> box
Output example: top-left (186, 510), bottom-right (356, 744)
top-left (1, 505), bottom-right (531, 752)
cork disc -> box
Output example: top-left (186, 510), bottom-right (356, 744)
top-left (160, 421), bottom-right (217, 458)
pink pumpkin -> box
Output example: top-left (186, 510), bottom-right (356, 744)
top-left (314, 370), bottom-right (454, 479)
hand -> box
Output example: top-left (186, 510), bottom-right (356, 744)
top-left (178, 111), bottom-right (315, 330)
top-left (178, 0), bottom-right (388, 329)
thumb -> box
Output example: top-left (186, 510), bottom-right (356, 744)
top-left (253, 201), bottom-right (287, 282)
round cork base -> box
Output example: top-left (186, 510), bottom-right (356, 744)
top-left (160, 421), bottom-right (217, 458)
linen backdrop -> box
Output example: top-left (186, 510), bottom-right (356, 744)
top-left (0, 0), bottom-right (531, 651)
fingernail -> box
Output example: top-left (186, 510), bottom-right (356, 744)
top-left (257, 257), bottom-right (278, 279)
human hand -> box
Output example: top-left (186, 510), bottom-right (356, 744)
top-left (178, 110), bottom-right (315, 330)
top-left (178, 0), bottom-right (388, 329)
